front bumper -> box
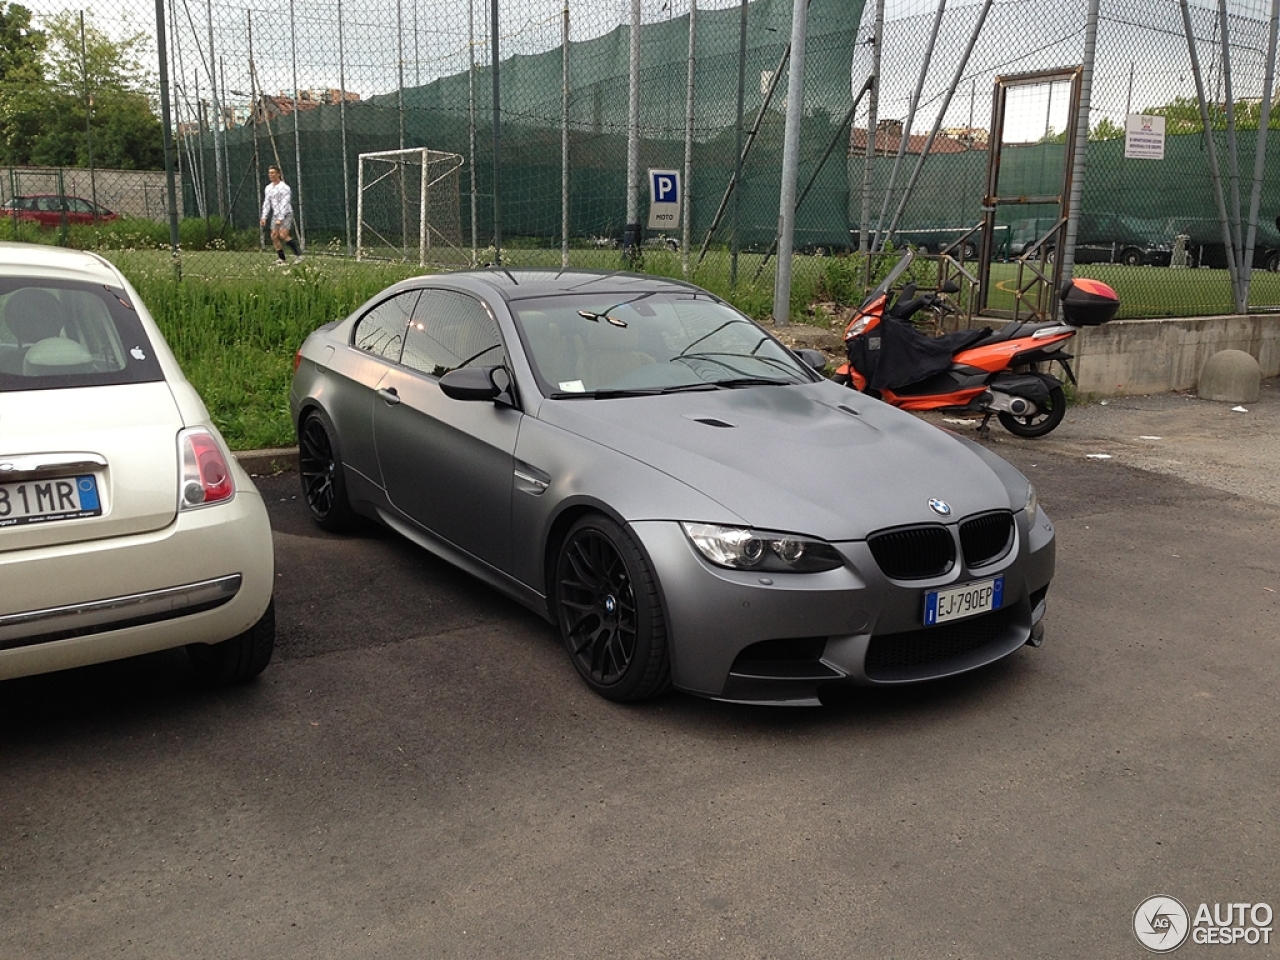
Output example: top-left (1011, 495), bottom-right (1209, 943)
top-left (629, 508), bottom-right (1055, 705)
top-left (0, 482), bottom-right (274, 681)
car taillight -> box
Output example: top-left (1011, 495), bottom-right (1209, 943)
top-left (179, 427), bottom-right (235, 509)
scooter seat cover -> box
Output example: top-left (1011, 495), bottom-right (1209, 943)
top-left (847, 318), bottom-right (990, 391)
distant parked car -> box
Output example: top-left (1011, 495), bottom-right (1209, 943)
top-left (1185, 218), bottom-right (1280, 272)
top-left (2, 194), bottom-right (120, 228)
top-left (1009, 215), bottom-right (1174, 267)
top-left (0, 242), bottom-right (275, 684)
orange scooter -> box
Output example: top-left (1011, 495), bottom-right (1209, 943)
top-left (833, 251), bottom-right (1119, 437)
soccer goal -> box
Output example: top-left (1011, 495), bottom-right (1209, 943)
top-left (357, 147), bottom-right (466, 266)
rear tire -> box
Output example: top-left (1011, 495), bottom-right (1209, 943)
top-left (1121, 247), bottom-right (1143, 267)
top-left (188, 600), bottom-right (275, 684)
top-left (998, 384), bottom-right (1067, 438)
top-left (299, 411), bottom-right (355, 532)
top-left (554, 514), bottom-right (671, 702)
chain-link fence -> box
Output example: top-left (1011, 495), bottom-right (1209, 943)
top-left (3, 0), bottom-right (1280, 320)
top-left (856, 0), bottom-right (1280, 319)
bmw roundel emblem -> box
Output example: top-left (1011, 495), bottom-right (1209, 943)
top-left (928, 498), bottom-right (952, 517)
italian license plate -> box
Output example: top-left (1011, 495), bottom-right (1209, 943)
top-left (0, 475), bottom-right (102, 527)
top-left (924, 576), bottom-right (1003, 626)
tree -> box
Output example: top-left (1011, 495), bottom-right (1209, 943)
top-left (0, 2), bottom-right (44, 84)
top-left (1089, 116), bottom-right (1124, 142)
top-left (0, 8), bottom-right (162, 169)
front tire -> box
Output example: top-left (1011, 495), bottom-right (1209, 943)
top-left (554, 514), bottom-right (671, 702)
top-left (299, 411), bottom-right (355, 531)
top-left (188, 600), bottom-right (275, 684)
top-left (998, 384), bottom-right (1067, 438)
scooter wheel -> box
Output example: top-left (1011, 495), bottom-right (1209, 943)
top-left (998, 384), bottom-right (1066, 438)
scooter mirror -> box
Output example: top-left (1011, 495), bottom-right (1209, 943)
top-left (941, 280), bottom-right (961, 294)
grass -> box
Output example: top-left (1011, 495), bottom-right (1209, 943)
top-left (83, 243), bottom-right (1279, 452)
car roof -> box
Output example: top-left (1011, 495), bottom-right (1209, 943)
top-left (0, 242), bottom-right (123, 286)
top-left (392, 267), bottom-right (712, 305)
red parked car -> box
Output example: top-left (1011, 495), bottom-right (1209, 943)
top-left (3, 194), bottom-right (119, 227)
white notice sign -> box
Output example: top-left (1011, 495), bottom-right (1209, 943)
top-left (1125, 114), bottom-right (1166, 160)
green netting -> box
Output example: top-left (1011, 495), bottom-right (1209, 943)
top-left (189, 0), bottom-right (863, 256)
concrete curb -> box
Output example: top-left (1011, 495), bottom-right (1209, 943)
top-left (233, 447), bottom-right (299, 476)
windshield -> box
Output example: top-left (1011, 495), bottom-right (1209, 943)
top-left (512, 292), bottom-right (816, 397)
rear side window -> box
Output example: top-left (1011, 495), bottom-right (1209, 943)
top-left (353, 290), bottom-right (418, 361)
top-left (0, 279), bottom-right (164, 391)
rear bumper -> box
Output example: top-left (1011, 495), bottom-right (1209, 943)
top-left (0, 481), bottom-right (273, 681)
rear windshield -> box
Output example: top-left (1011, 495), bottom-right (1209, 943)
top-left (0, 278), bottom-right (164, 391)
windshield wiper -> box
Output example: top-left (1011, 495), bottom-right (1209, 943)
top-left (548, 383), bottom-right (721, 399)
top-left (711, 377), bottom-right (794, 388)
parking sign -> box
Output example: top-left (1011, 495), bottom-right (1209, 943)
top-left (647, 169), bottom-right (681, 230)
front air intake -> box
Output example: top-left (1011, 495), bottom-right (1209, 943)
top-left (959, 511), bottom-right (1014, 568)
top-left (867, 524), bottom-right (954, 580)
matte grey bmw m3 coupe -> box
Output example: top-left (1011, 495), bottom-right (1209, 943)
top-left (290, 268), bottom-right (1054, 705)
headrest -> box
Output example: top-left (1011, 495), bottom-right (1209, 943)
top-left (4, 288), bottom-right (66, 344)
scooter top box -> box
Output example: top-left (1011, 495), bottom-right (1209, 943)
top-left (1060, 277), bottom-right (1120, 326)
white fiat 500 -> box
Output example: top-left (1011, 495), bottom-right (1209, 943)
top-left (0, 243), bottom-right (274, 683)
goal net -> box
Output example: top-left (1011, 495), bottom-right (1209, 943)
top-left (357, 148), bottom-right (467, 266)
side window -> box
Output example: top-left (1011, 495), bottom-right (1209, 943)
top-left (402, 290), bottom-right (504, 378)
top-left (352, 291), bottom-right (418, 361)
top-left (69, 198), bottom-right (92, 213)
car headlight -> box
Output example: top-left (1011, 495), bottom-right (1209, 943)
top-left (1024, 484), bottom-right (1038, 524)
top-left (682, 523), bottom-right (844, 573)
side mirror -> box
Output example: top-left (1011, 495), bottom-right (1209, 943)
top-left (795, 348), bottom-right (827, 373)
top-left (439, 365), bottom-right (502, 401)
top-left (940, 280), bottom-right (961, 294)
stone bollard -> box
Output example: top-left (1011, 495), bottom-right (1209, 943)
top-left (1198, 348), bottom-right (1261, 403)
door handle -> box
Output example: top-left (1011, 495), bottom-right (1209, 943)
top-left (377, 387), bottom-right (401, 405)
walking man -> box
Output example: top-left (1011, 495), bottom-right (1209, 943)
top-left (261, 164), bottom-right (303, 265)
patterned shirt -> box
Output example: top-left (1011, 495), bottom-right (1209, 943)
top-left (261, 180), bottom-right (293, 224)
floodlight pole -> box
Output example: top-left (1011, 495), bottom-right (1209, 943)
top-left (154, 0), bottom-right (181, 261)
top-left (1060, 0), bottom-right (1098, 282)
top-left (682, 0), bottom-right (696, 277)
top-left (623, 0), bottom-right (641, 263)
top-left (1179, 0), bottom-right (1241, 304)
top-left (772, 0), bottom-right (809, 326)
top-left (859, 0), bottom-right (883, 254)
top-left (1243, 0), bottom-right (1280, 291)
top-left (491, 0), bottom-right (502, 264)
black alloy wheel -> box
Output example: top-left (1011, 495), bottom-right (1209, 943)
top-left (998, 383), bottom-right (1067, 438)
top-left (555, 515), bottom-right (671, 701)
top-left (299, 412), bottom-right (355, 531)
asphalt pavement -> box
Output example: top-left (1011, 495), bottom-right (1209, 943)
top-left (2, 383), bottom-right (1278, 959)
